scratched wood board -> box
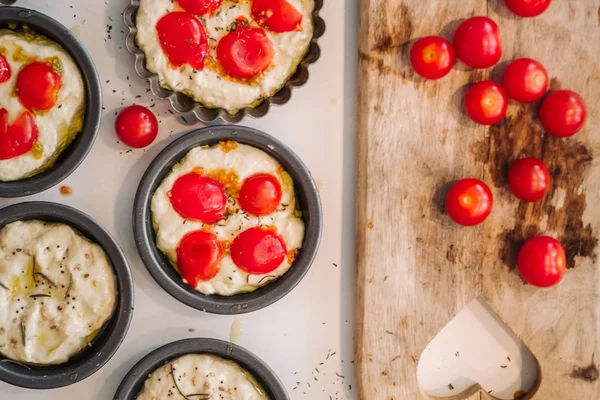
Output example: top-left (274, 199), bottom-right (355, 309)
top-left (355, 0), bottom-right (600, 399)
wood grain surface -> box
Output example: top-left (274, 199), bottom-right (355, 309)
top-left (355, 1), bottom-right (600, 399)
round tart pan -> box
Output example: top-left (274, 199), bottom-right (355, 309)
top-left (123, 0), bottom-right (325, 123)
top-left (0, 202), bottom-right (134, 389)
top-left (114, 338), bottom-right (289, 400)
top-left (133, 125), bottom-right (322, 314)
top-left (0, 7), bottom-right (102, 198)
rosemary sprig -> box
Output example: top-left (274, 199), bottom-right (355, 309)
top-left (20, 321), bottom-right (26, 345)
top-left (258, 275), bottom-right (277, 285)
top-left (29, 294), bottom-right (51, 298)
top-left (64, 271), bottom-right (73, 299)
top-left (34, 272), bottom-right (57, 288)
top-left (0, 281), bottom-right (8, 290)
top-left (170, 364), bottom-right (211, 399)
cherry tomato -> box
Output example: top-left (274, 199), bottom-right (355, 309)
top-left (409, 36), bottom-right (455, 80)
top-left (517, 236), bottom-right (565, 287)
top-left (169, 173), bottom-right (227, 223)
top-left (115, 105), bottom-right (158, 148)
top-left (445, 178), bottom-right (493, 226)
top-left (503, 58), bottom-right (548, 103)
top-left (464, 81), bottom-right (508, 125)
top-left (251, 0), bottom-right (303, 33)
top-left (0, 109), bottom-right (39, 160)
top-left (176, 230), bottom-right (223, 285)
top-left (508, 157), bottom-right (551, 202)
top-left (157, 12), bottom-right (209, 70)
top-left (176, 0), bottom-right (222, 16)
top-left (230, 227), bottom-right (287, 274)
top-left (539, 90), bottom-right (587, 137)
top-left (504, 0), bottom-right (551, 17)
top-left (453, 16), bottom-right (502, 69)
top-left (16, 62), bottom-right (62, 111)
top-left (239, 174), bottom-right (282, 216)
top-left (0, 54), bottom-right (10, 83)
top-left (217, 26), bottom-right (274, 79)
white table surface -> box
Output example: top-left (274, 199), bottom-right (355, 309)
top-left (0, 0), bottom-right (359, 399)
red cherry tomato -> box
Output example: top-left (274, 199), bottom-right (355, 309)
top-left (453, 16), bottom-right (502, 69)
top-left (231, 227), bottom-right (287, 274)
top-left (239, 174), bottom-right (282, 216)
top-left (176, 230), bottom-right (223, 285)
top-left (0, 54), bottom-right (10, 83)
top-left (409, 36), bottom-right (455, 80)
top-left (464, 81), bottom-right (508, 125)
top-left (170, 173), bottom-right (227, 224)
top-left (508, 157), bottom-right (551, 202)
top-left (217, 26), bottom-right (274, 79)
top-left (251, 0), bottom-right (303, 33)
top-left (176, 0), bottom-right (222, 15)
top-left (0, 109), bottom-right (39, 160)
top-left (157, 12), bottom-right (209, 70)
top-left (504, 0), bottom-right (551, 17)
top-left (503, 58), bottom-right (548, 103)
top-left (539, 90), bottom-right (587, 137)
top-left (16, 62), bottom-right (62, 111)
top-left (517, 236), bottom-right (565, 287)
top-left (445, 178), bottom-right (493, 226)
top-left (115, 105), bottom-right (159, 148)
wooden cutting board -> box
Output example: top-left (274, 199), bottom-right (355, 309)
top-left (355, 1), bottom-right (600, 399)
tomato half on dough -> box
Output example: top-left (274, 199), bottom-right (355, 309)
top-left (239, 173), bottom-right (282, 216)
top-left (251, 0), bottom-right (303, 33)
top-left (17, 62), bottom-right (62, 111)
top-left (508, 157), bottom-right (551, 202)
top-left (169, 173), bottom-right (227, 224)
top-left (176, 230), bottom-right (224, 285)
top-left (176, 0), bottom-right (222, 16)
top-left (503, 58), bottom-right (548, 103)
top-left (409, 36), bottom-right (455, 80)
top-left (0, 54), bottom-right (11, 83)
top-left (504, 0), bottom-right (551, 17)
top-left (115, 105), bottom-right (159, 148)
top-left (445, 178), bottom-right (493, 226)
top-left (157, 12), bottom-right (209, 71)
top-left (517, 236), bottom-right (565, 288)
top-left (539, 90), bottom-right (587, 137)
top-left (464, 81), bottom-right (508, 125)
top-left (230, 227), bottom-right (287, 274)
top-left (217, 26), bottom-right (274, 79)
top-left (453, 16), bottom-right (502, 69)
top-left (0, 109), bottom-right (39, 160)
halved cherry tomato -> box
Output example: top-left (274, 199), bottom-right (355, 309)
top-left (115, 105), bottom-right (158, 148)
top-left (239, 174), bottom-right (282, 216)
top-left (409, 36), bottom-right (455, 80)
top-left (508, 157), bottom-right (551, 202)
top-left (517, 236), bottom-right (565, 288)
top-left (453, 16), bottom-right (502, 69)
top-left (503, 58), bottom-right (548, 103)
top-left (0, 109), bottom-right (39, 160)
top-left (176, 230), bottom-right (223, 285)
top-left (504, 0), bottom-right (551, 17)
top-left (170, 173), bottom-right (227, 223)
top-left (251, 0), bottom-right (303, 33)
top-left (230, 227), bottom-right (287, 274)
top-left (176, 0), bottom-right (222, 16)
top-left (0, 54), bottom-right (10, 83)
top-left (217, 26), bottom-right (274, 79)
top-left (16, 62), bottom-right (62, 111)
top-left (539, 90), bottom-right (587, 137)
top-left (445, 178), bottom-right (493, 226)
top-left (157, 12), bottom-right (209, 70)
top-left (464, 81), bottom-right (507, 125)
